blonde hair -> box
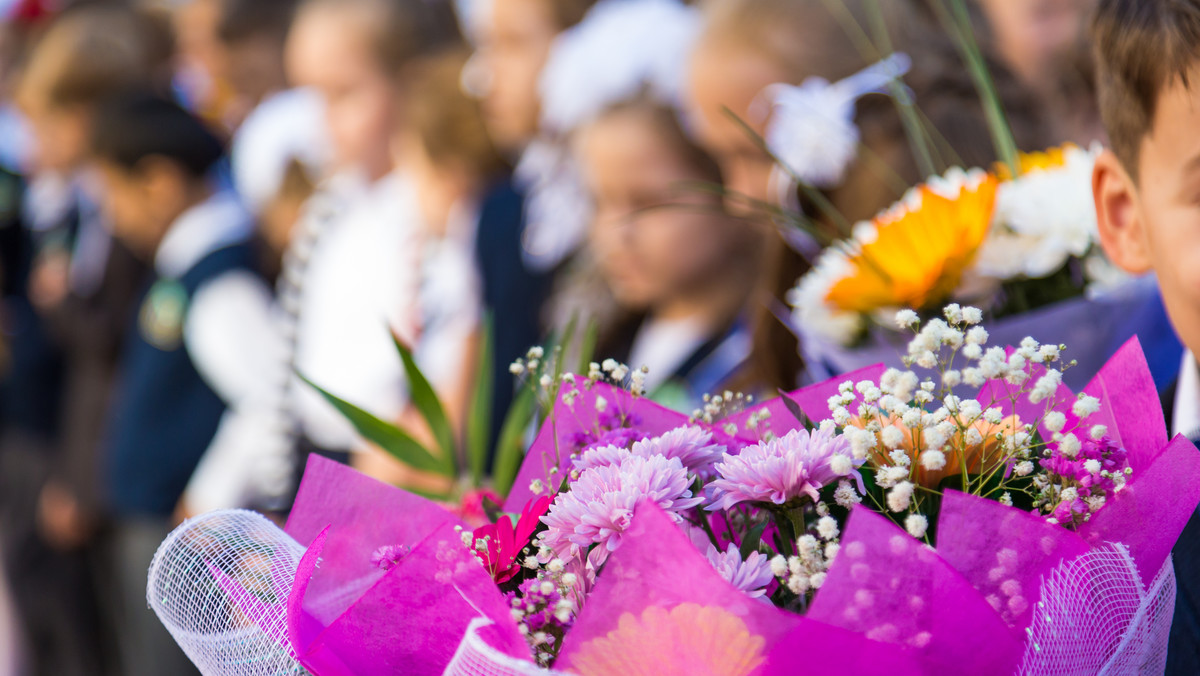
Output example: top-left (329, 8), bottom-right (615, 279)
top-left (17, 4), bottom-right (173, 111)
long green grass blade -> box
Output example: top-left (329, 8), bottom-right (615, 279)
top-left (391, 331), bottom-right (457, 476)
top-left (301, 374), bottom-right (450, 476)
top-left (467, 316), bottom-right (494, 487)
top-left (493, 385), bottom-right (536, 498)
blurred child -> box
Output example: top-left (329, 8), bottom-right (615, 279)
top-left (3, 5), bottom-right (170, 673)
top-left (282, 0), bottom-right (461, 472)
top-left (1090, 1), bottom-right (1200, 670)
top-left (685, 0), bottom-right (1046, 390)
top-left (579, 99), bottom-right (761, 409)
top-left (469, 0), bottom-right (595, 156)
top-left (355, 48), bottom-right (498, 486)
top-left (89, 92), bottom-right (255, 676)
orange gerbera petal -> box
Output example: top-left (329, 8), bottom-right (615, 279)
top-left (825, 171), bottom-right (998, 314)
top-left (994, 143), bottom-right (1075, 180)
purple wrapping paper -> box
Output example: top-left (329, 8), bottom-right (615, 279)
top-left (802, 275), bottom-right (1182, 392)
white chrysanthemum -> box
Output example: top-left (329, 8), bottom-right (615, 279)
top-left (788, 244), bottom-right (865, 346)
top-left (972, 144), bottom-right (1101, 281)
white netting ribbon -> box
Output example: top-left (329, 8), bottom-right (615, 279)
top-left (147, 509), bottom-right (310, 675)
top-left (444, 618), bottom-right (566, 676)
top-left (1019, 543), bottom-right (1176, 675)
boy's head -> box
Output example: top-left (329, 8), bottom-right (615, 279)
top-left (16, 4), bottom-right (173, 173)
top-left (286, 0), bottom-right (460, 180)
top-left (470, 0), bottom-right (596, 154)
top-left (89, 93), bottom-right (225, 258)
top-left (1091, 0), bottom-right (1200, 355)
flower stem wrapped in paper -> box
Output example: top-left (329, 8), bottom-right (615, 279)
top-left (149, 305), bottom-right (1200, 675)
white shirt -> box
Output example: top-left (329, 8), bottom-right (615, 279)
top-left (291, 172), bottom-right (423, 449)
top-left (628, 316), bottom-right (711, 392)
top-left (159, 191), bottom-right (291, 512)
top-left (1173, 351), bottom-right (1200, 440)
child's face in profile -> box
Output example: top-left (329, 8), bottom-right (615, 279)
top-left (92, 159), bottom-right (184, 258)
top-left (21, 99), bottom-right (90, 174)
top-left (472, 0), bottom-right (559, 153)
top-left (580, 109), bottom-right (737, 312)
top-left (685, 38), bottom-right (788, 209)
top-left (1095, 72), bottom-right (1200, 355)
top-left (287, 7), bottom-right (395, 180)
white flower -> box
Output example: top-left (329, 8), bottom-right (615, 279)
top-left (971, 144), bottom-right (1100, 281)
top-left (966, 326), bottom-right (989, 346)
top-left (1029, 370), bottom-right (1063, 404)
top-left (1044, 411), bottom-right (1067, 433)
top-left (1091, 425), bottom-right (1108, 440)
top-left (905, 513), bottom-right (928, 539)
top-left (1084, 459), bottom-right (1102, 475)
top-left (920, 450), bottom-right (946, 471)
top-left (962, 307), bottom-right (983, 324)
top-left (881, 425), bottom-right (906, 450)
top-left (770, 555), bottom-right (788, 577)
top-left (830, 454), bottom-right (854, 476)
top-left (887, 482), bottom-right (914, 512)
top-left (895, 309), bottom-right (920, 329)
top-left (762, 53), bottom-right (910, 188)
top-left (1014, 461), bottom-right (1034, 477)
top-left (808, 571), bottom-right (828, 589)
top-left (834, 480), bottom-right (861, 507)
top-left (1073, 395), bottom-right (1101, 419)
top-left (1058, 434), bottom-right (1082, 458)
top-left (816, 516), bottom-right (840, 540)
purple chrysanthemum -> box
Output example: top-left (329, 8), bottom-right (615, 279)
top-left (705, 543), bottom-right (775, 599)
top-left (573, 426), bottom-right (726, 474)
top-left (540, 454), bottom-right (703, 563)
top-left (706, 426), bottom-right (855, 510)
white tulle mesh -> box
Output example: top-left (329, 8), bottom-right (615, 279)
top-left (1019, 544), bottom-right (1176, 675)
top-left (443, 619), bottom-right (562, 676)
top-left (147, 509), bottom-right (310, 676)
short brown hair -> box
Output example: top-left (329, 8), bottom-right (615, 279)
top-left (406, 48), bottom-right (504, 178)
top-left (17, 4), bottom-right (173, 110)
top-left (1092, 0), bottom-right (1200, 180)
top-left (296, 0), bottom-right (462, 76)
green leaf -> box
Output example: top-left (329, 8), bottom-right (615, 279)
top-left (776, 390), bottom-right (811, 429)
top-left (740, 520), bottom-right (769, 560)
top-left (467, 316), bottom-right (495, 487)
top-left (391, 330), bottom-right (457, 476)
top-left (577, 319), bottom-right (599, 374)
top-left (301, 374), bottom-right (450, 476)
top-left (493, 385), bottom-right (536, 497)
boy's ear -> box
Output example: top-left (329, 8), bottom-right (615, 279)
top-left (1093, 148), bottom-right (1153, 275)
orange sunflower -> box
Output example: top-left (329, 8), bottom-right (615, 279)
top-left (824, 169), bottom-right (999, 314)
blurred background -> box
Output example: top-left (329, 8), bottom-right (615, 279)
top-left (0, 0), bottom-right (1103, 674)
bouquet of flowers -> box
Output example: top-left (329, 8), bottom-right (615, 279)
top-left (147, 303), bottom-right (1200, 675)
top-left (783, 145), bottom-right (1179, 391)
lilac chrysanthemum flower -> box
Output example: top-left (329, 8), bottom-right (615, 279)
top-left (573, 426), bottom-right (726, 474)
top-left (706, 543), bottom-right (775, 599)
top-left (633, 426), bottom-right (726, 474)
top-left (706, 426), bottom-right (856, 510)
top-left (541, 454), bottom-right (703, 563)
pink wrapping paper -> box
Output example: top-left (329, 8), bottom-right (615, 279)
top-left (505, 382), bottom-right (689, 510)
top-left (556, 502), bottom-right (801, 674)
top-left (283, 456), bottom-right (531, 675)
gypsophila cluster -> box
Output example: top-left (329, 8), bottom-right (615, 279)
top-left (769, 519), bottom-right (840, 601)
top-left (506, 564), bottom-right (579, 666)
top-left (820, 305), bottom-right (1125, 537)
